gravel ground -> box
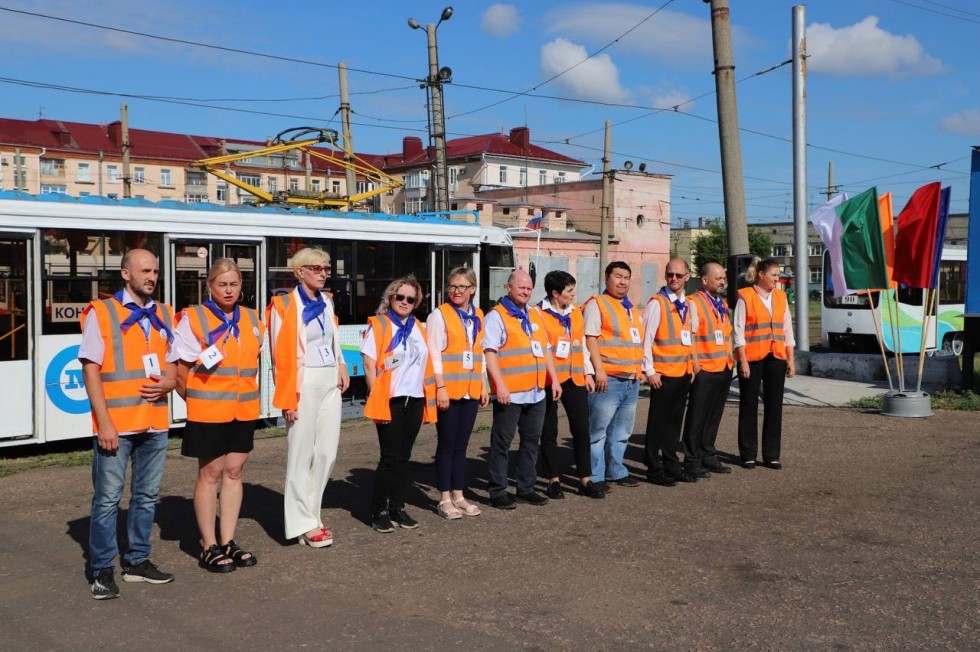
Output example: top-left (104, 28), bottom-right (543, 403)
top-left (0, 398), bottom-right (978, 651)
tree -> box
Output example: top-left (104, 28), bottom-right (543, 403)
top-left (690, 223), bottom-right (773, 276)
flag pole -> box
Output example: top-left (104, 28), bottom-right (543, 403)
top-left (868, 290), bottom-right (893, 391)
top-left (884, 288), bottom-right (904, 392)
top-left (915, 288), bottom-right (935, 393)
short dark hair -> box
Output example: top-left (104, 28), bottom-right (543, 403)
top-left (605, 261), bottom-right (631, 277)
top-left (544, 270), bottom-right (576, 299)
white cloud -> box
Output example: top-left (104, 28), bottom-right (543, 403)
top-left (939, 109), bottom-right (980, 136)
top-left (648, 89), bottom-right (693, 111)
top-left (807, 16), bottom-right (944, 79)
top-left (481, 4), bottom-right (519, 38)
top-left (540, 38), bottom-right (629, 103)
top-left (544, 3), bottom-right (718, 67)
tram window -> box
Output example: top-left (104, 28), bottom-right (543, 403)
top-left (938, 261), bottom-right (965, 305)
top-left (41, 228), bottom-right (162, 335)
top-left (0, 239), bottom-right (29, 362)
top-left (266, 236), bottom-right (352, 321)
top-left (897, 285), bottom-right (923, 306)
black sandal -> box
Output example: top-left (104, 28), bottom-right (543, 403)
top-left (199, 544), bottom-right (236, 573)
top-left (222, 540), bottom-right (257, 568)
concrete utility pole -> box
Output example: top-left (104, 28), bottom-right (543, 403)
top-left (792, 5), bottom-right (809, 350)
top-left (98, 150), bottom-right (104, 196)
top-left (338, 62), bottom-right (358, 211)
top-left (705, 0), bottom-right (749, 298)
top-left (826, 161), bottom-right (834, 200)
top-left (120, 103), bottom-right (132, 199)
top-left (599, 120), bottom-right (612, 281)
top-left (14, 147), bottom-right (22, 191)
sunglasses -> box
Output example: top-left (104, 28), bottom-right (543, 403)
top-left (665, 272), bottom-right (688, 279)
top-left (448, 284), bottom-right (473, 292)
top-left (393, 293), bottom-right (418, 305)
top-left (303, 265), bottom-right (329, 274)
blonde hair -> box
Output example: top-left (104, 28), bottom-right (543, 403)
top-left (447, 266), bottom-right (477, 288)
top-left (743, 256), bottom-right (762, 285)
top-left (377, 275), bottom-right (424, 316)
top-left (207, 257), bottom-right (241, 284)
top-left (291, 247), bottom-right (330, 277)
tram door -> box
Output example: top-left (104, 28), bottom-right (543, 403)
top-left (0, 236), bottom-right (33, 439)
top-left (167, 238), bottom-right (262, 421)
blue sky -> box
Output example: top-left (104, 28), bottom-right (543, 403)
top-left (0, 0), bottom-right (976, 223)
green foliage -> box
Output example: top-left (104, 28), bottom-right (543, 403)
top-left (847, 390), bottom-right (980, 411)
top-left (691, 223), bottom-right (774, 276)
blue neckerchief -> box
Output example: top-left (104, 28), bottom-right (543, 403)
top-left (543, 307), bottom-right (571, 335)
top-left (452, 304), bottom-right (481, 343)
top-left (385, 310), bottom-right (415, 352)
top-left (658, 287), bottom-right (688, 324)
top-left (297, 285), bottom-right (326, 330)
top-left (499, 296), bottom-right (532, 336)
top-left (603, 290), bottom-right (633, 320)
top-left (115, 290), bottom-right (172, 342)
top-left (702, 290), bottom-right (728, 320)
top-left (203, 299), bottom-right (240, 345)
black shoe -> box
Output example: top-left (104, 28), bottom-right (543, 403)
top-left (545, 481), bottom-right (565, 499)
top-left (490, 494), bottom-right (517, 510)
top-left (742, 459), bottom-right (757, 470)
top-left (686, 467), bottom-right (711, 479)
top-left (763, 460), bottom-right (782, 470)
top-left (121, 559), bottom-right (174, 585)
top-left (372, 510), bottom-right (395, 533)
top-left (90, 568), bottom-right (119, 600)
top-left (646, 474), bottom-right (677, 487)
top-left (390, 507), bottom-right (419, 529)
top-left (667, 470), bottom-right (698, 483)
top-left (704, 462), bottom-right (732, 474)
top-left (612, 475), bottom-right (640, 488)
top-left (578, 482), bottom-right (606, 499)
top-left (593, 481), bottom-right (611, 493)
top-left (516, 491), bottom-right (549, 506)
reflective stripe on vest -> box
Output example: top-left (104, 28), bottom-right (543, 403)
top-left (537, 305), bottom-right (586, 386)
top-left (739, 287), bottom-right (788, 362)
top-left (489, 304), bottom-right (547, 394)
top-left (590, 295), bottom-right (643, 377)
top-left (690, 291), bottom-right (733, 372)
top-left (651, 295), bottom-right (693, 377)
top-left (436, 303), bottom-right (485, 400)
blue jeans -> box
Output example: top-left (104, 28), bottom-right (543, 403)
top-left (90, 431), bottom-right (169, 573)
top-left (588, 376), bottom-right (640, 482)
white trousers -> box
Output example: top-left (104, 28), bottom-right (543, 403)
top-left (283, 366), bottom-right (342, 539)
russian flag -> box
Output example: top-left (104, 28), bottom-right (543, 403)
top-left (527, 209), bottom-right (543, 230)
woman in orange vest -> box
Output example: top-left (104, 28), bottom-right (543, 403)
top-left (734, 258), bottom-right (796, 470)
top-left (267, 247), bottom-right (350, 548)
top-left (535, 270), bottom-right (605, 500)
top-left (172, 258), bottom-right (264, 573)
top-left (361, 275), bottom-right (437, 533)
top-left (426, 267), bottom-right (488, 520)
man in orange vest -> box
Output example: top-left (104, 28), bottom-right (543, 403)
top-left (681, 262), bottom-right (734, 476)
top-left (583, 261), bottom-right (644, 491)
top-left (483, 269), bottom-right (562, 509)
top-left (642, 258), bottom-right (695, 486)
top-left (78, 249), bottom-right (177, 600)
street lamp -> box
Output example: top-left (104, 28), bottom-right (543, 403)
top-left (407, 6), bottom-right (453, 215)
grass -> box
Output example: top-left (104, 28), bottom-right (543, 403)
top-left (848, 390), bottom-right (980, 411)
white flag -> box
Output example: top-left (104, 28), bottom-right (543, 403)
top-left (809, 193), bottom-right (854, 298)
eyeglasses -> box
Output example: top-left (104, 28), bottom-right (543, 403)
top-left (303, 265), bottom-right (329, 274)
top-left (665, 272), bottom-right (688, 279)
top-left (393, 293), bottom-right (418, 305)
top-left (448, 284), bottom-right (473, 292)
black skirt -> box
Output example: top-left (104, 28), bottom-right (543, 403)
top-left (180, 419), bottom-right (256, 459)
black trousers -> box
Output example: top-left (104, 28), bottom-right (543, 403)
top-left (539, 379), bottom-right (592, 481)
top-left (737, 354), bottom-right (787, 463)
top-left (644, 374), bottom-right (692, 477)
top-left (682, 367), bottom-right (732, 469)
top-left (372, 397), bottom-right (424, 514)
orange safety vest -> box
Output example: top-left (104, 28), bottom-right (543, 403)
top-left (583, 294), bottom-right (643, 378)
top-left (363, 315), bottom-right (438, 424)
top-left (182, 304), bottom-right (265, 422)
top-left (536, 303), bottom-right (586, 386)
top-left (488, 304), bottom-right (549, 395)
top-left (265, 289), bottom-right (338, 411)
top-left (689, 290), bottom-right (734, 372)
top-left (649, 294), bottom-right (694, 377)
top-left (80, 296), bottom-right (174, 433)
top-left (436, 303), bottom-right (485, 400)
top-left (739, 287), bottom-right (788, 362)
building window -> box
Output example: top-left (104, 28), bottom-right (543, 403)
top-left (268, 177), bottom-right (278, 193)
top-left (186, 170), bottom-right (207, 186)
top-left (77, 162), bottom-right (91, 183)
top-left (238, 174), bottom-right (260, 195)
top-left (289, 178), bottom-right (299, 191)
top-left (332, 180), bottom-right (341, 194)
top-left (772, 244), bottom-right (792, 257)
top-left (79, 191), bottom-right (91, 197)
top-left (448, 167), bottom-right (459, 193)
top-left (539, 170), bottom-right (547, 185)
top-left (184, 193), bottom-right (207, 203)
top-left (14, 170), bottom-right (27, 189)
top-left (807, 243), bottom-right (825, 257)
top-left (502, 207), bottom-right (511, 216)
top-left (134, 167), bottom-right (145, 184)
top-left (405, 171), bottom-right (427, 189)
top-left (520, 167), bottom-right (527, 186)
top-left (556, 171), bottom-right (566, 183)
top-left (809, 268), bottom-right (823, 284)
top-left (216, 185), bottom-right (227, 202)
top-left (41, 158), bottom-right (64, 176)
top-left (160, 169), bottom-right (172, 186)
top-left (499, 166), bottom-right (508, 184)
top-left (356, 180), bottom-right (374, 194)
top-left (311, 179), bottom-right (321, 192)
top-left (403, 198), bottom-right (424, 214)
top-left (106, 165), bottom-right (119, 183)
top-left (41, 184), bottom-right (67, 194)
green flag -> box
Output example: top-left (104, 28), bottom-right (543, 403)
top-left (836, 187), bottom-right (888, 289)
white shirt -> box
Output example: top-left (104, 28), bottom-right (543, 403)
top-left (167, 309), bottom-right (265, 364)
top-left (361, 316), bottom-right (428, 398)
top-left (426, 306), bottom-right (487, 400)
top-left (268, 289), bottom-right (344, 371)
top-left (482, 308), bottom-right (546, 405)
top-left (732, 287), bottom-right (796, 349)
top-left (641, 289), bottom-right (689, 377)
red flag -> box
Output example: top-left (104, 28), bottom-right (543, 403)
top-left (892, 182), bottom-right (941, 288)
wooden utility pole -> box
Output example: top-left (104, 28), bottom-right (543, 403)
top-left (121, 103), bottom-right (132, 198)
top-left (338, 63), bottom-right (358, 211)
top-left (599, 120), bottom-right (612, 282)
